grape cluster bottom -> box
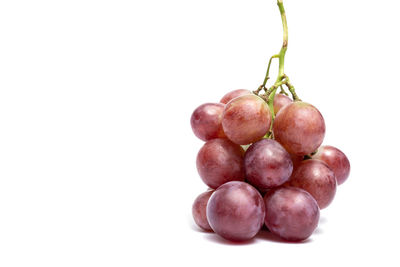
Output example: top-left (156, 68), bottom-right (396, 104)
top-left (191, 89), bottom-right (351, 242)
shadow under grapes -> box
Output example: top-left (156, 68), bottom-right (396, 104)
top-left (204, 234), bottom-right (256, 246)
top-left (189, 221), bottom-right (213, 234)
top-left (256, 229), bottom-right (313, 244)
top-left (319, 216), bottom-right (328, 224)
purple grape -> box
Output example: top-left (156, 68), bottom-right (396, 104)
top-left (207, 181), bottom-right (265, 241)
top-left (273, 101), bottom-right (325, 156)
top-left (196, 138), bottom-right (245, 189)
top-left (192, 190), bottom-right (214, 231)
top-left (264, 187), bottom-right (320, 241)
top-left (191, 103), bottom-right (226, 141)
top-left (273, 93), bottom-right (292, 115)
top-left (244, 139), bottom-right (293, 192)
top-left (290, 153), bottom-right (304, 168)
top-left (313, 145), bottom-right (350, 185)
top-left (222, 95), bottom-right (272, 145)
top-left (286, 159), bottom-right (336, 209)
top-left (220, 89), bottom-right (252, 104)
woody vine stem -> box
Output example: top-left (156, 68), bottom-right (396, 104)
top-left (253, 0), bottom-right (300, 119)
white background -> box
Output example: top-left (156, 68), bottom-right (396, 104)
top-left (1, 0), bottom-right (399, 266)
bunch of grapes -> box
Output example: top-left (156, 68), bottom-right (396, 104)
top-left (190, 0), bottom-right (350, 243)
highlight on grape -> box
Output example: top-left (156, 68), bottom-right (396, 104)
top-left (190, 0), bottom-right (350, 243)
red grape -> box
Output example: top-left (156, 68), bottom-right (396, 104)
top-left (313, 145), bottom-right (350, 185)
top-left (190, 103), bottom-right (226, 141)
top-left (244, 139), bottom-right (293, 192)
top-left (196, 138), bottom-right (245, 189)
top-left (222, 95), bottom-right (272, 145)
top-left (273, 101), bottom-right (325, 155)
top-left (192, 190), bottom-right (214, 231)
top-left (286, 159), bottom-right (336, 209)
top-left (207, 181), bottom-right (265, 241)
top-left (220, 89), bottom-right (252, 104)
top-left (273, 93), bottom-right (292, 115)
top-left (290, 153), bottom-right (304, 168)
top-left (264, 187), bottom-right (320, 241)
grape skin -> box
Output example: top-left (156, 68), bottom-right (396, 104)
top-left (244, 139), bottom-right (293, 192)
top-left (222, 95), bottom-right (272, 145)
top-left (290, 153), bottom-right (304, 168)
top-left (273, 93), bottom-right (292, 115)
top-left (273, 101), bottom-right (325, 156)
top-left (264, 187), bottom-right (320, 241)
top-left (190, 103), bottom-right (226, 141)
top-left (313, 145), bottom-right (350, 185)
top-left (286, 159), bottom-right (337, 209)
top-left (192, 190), bottom-right (214, 231)
top-left (196, 138), bottom-right (245, 189)
top-left (207, 181), bottom-right (265, 241)
top-left (220, 89), bottom-right (252, 104)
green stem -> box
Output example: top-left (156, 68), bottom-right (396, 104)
top-left (276, 0), bottom-right (288, 80)
top-left (262, 55), bottom-right (279, 88)
top-left (265, 79), bottom-right (287, 99)
top-left (253, 85), bottom-right (264, 95)
top-left (279, 85), bottom-right (288, 95)
top-left (285, 79), bottom-right (301, 101)
top-left (268, 0), bottom-right (289, 119)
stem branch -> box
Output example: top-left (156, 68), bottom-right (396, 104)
top-left (262, 55), bottom-right (279, 88)
top-left (285, 79), bottom-right (301, 101)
